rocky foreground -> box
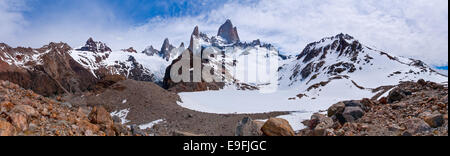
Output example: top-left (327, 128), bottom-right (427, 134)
top-left (0, 80), bottom-right (139, 136)
top-left (1, 78), bottom-right (448, 136)
top-left (297, 79), bottom-right (448, 136)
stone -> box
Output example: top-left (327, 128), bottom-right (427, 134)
top-left (76, 107), bottom-right (90, 119)
top-left (328, 102), bottom-right (346, 117)
top-left (405, 118), bottom-right (431, 134)
top-left (424, 114), bottom-right (444, 128)
top-left (391, 102), bottom-right (407, 110)
top-left (387, 88), bottom-right (407, 103)
top-left (378, 97), bottom-right (388, 104)
top-left (417, 79), bottom-right (427, 86)
top-left (88, 106), bottom-right (113, 127)
top-left (0, 101), bottom-right (14, 112)
top-left (11, 105), bottom-right (38, 118)
top-left (113, 124), bottom-right (130, 136)
top-left (0, 120), bottom-right (15, 136)
top-left (261, 118), bottom-right (295, 136)
top-left (235, 117), bottom-right (263, 136)
top-left (77, 120), bottom-right (100, 132)
top-left (112, 116), bottom-right (122, 124)
top-left (9, 113), bottom-right (28, 131)
top-left (130, 125), bottom-right (147, 136)
top-left (342, 107), bottom-right (365, 123)
top-left (309, 113), bottom-right (334, 136)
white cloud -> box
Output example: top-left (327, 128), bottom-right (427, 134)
top-left (0, 0), bottom-right (448, 67)
top-left (0, 0), bottom-right (27, 40)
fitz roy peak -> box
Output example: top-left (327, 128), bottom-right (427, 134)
top-left (163, 20), bottom-right (282, 92)
top-left (217, 19), bottom-right (240, 44)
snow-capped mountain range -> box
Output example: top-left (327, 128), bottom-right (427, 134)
top-left (0, 20), bottom-right (447, 130)
top-left (70, 37), bottom-right (180, 83)
top-left (279, 33), bottom-right (447, 90)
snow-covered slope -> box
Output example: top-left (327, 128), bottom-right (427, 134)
top-left (0, 43), bottom-right (48, 69)
top-left (177, 33), bottom-right (448, 131)
top-left (278, 33), bottom-right (447, 91)
top-left (70, 38), bottom-right (181, 83)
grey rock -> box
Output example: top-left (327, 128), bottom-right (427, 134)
top-left (342, 106), bottom-right (365, 122)
top-left (235, 117), bottom-right (263, 136)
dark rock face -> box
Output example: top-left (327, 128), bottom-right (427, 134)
top-left (142, 38), bottom-right (180, 61)
top-left (235, 117), bottom-right (263, 136)
top-left (142, 46), bottom-right (159, 56)
top-left (217, 19), bottom-right (240, 44)
top-left (126, 56), bottom-right (156, 82)
top-left (76, 38), bottom-right (111, 53)
top-left (290, 33), bottom-right (363, 81)
top-left (0, 42), bottom-right (97, 96)
top-left (160, 38), bottom-right (175, 61)
top-left (163, 27), bottom-right (225, 93)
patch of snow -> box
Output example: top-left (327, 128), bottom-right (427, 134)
top-left (110, 108), bottom-right (130, 125)
top-left (378, 87), bottom-right (396, 100)
top-left (122, 99), bottom-right (127, 104)
top-left (139, 119), bottom-right (165, 130)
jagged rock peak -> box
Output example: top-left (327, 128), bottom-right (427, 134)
top-left (192, 26), bottom-right (200, 37)
top-left (160, 38), bottom-right (175, 60)
top-left (217, 19), bottom-right (240, 44)
top-left (142, 45), bottom-right (159, 56)
top-left (161, 38), bottom-right (175, 52)
top-left (42, 42), bottom-right (72, 52)
top-left (77, 37), bottom-right (112, 53)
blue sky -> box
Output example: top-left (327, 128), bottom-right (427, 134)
top-left (0, 0), bottom-right (448, 73)
top-left (21, 0), bottom-right (230, 25)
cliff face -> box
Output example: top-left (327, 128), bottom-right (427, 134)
top-left (217, 19), bottom-right (240, 44)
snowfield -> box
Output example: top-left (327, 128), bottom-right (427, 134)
top-left (178, 78), bottom-right (381, 131)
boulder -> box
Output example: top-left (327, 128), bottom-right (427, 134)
top-left (112, 124), bottom-right (130, 136)
top-left (261, 118), bottom-right (295, 136)
top-left (0, 120), bottom-right (15, 136)
top-left (378, 97), bottom-right (388, 104)
top-left (130, 125), bottom-right (147, 136)
top-left (235, 117), bottom-right (263, 136)
top-left (11, 105), bottom-right (38, 118)
top-left (342, 107), bottom-right (365, 123)
top-left (9, 113), bottom-right (28, 131)
top-left (0, 101), bottom-right (14, 112)
top-left (424, 114), bottom-right (444, 128)
top-left (309, 113), bottom-right (334, 136)
top-left (328, 102), bottom-right (345, 117)
top-left (405, 118), bottom-right (431, 134)
top-left (387, 88), bottom-right (407, 103)
top-left (417, 79), bottom-right (427, 86)
top-left (88, 106), bottom-right (113, 127)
